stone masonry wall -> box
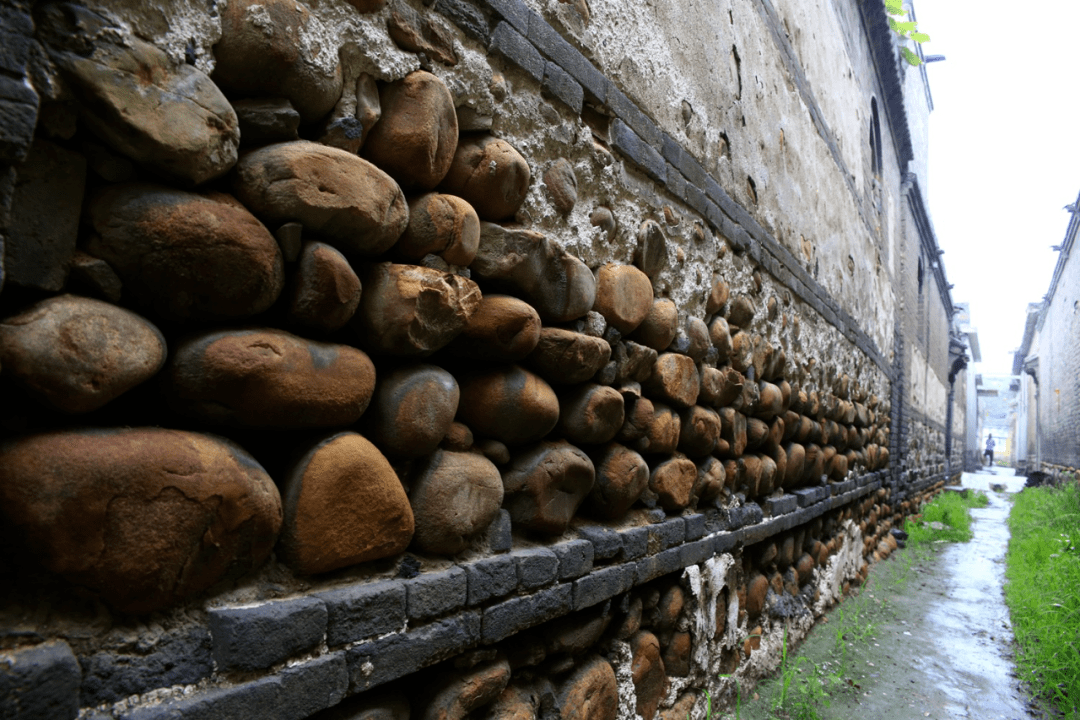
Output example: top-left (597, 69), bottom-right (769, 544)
top-left (1035, 237), bottom-right (1080, 473)
top-left (0, 0), bottom-right (952, 718)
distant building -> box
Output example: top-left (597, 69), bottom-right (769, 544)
top-left (1013, 193), bottom-right (1080, 477)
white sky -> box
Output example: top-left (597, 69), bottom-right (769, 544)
top-left (913, 0), bottom-right (1080, 374)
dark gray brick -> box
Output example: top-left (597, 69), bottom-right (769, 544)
top-left (713, 531), bottom-right (738, 555)
top-left (464, 555), bottom-right (518, 605)
top-left (542, 61), bottom-right (583, 113)
top-left (81, 625), bottom-right (213, 706)
top-left (610, 119), bottom-right (665, 182)
top-left (620, 525), bottom-right (649, 560)
top-left (605, 85), bottom-right (661, 148)
top-left (481, 584), bottom-right (572, 643)
top-left (405, 566), bottom-right (467, 620)
top-left (275, 652), bottom-right (348, 720)
top-left (478, 0), bottom-right (532, 33)
top-left (488, 509), bottom-right (513, 553)
top-left (0, 78), bottom-right (37, 164)
top-left (679, 538), bottom-right (714, 567)
top-left (434, 0), bottom-right (491, 43)
top-left (577, 525), bottom-right (622, 560)
top-left (660, 133), bottom-right (683, 168)
top-left (489, 22), bottom-right (543, 82)
top-left (792, 487), bottom-right (829, 507)
top-left (122, 677), bottom-right (279, 720)
top-left (764, 494), bottom-right (798, 516)
top-left (571, 563), bottom-right (635, 610)
top-left (208, 597), bottom-right (325, 673)
top-left (684, 182), bottom-right (709, 216)
top-left (684, 513), bottom-right (707, 541)
top-left (526, 14), bottom-right (606, 102)
top-left (742, 502), bottom-right (764, 526)
top-left (0, 641), bottom-right (80, 720)
top-left (644, 508), bottom-right (666, 524)
top-left (347, 613), bottom-right (482, 693)
top-left (665, 163), bottom-right (688, 202)
top-left (512, 547), bottom-right (560, 589)
top-left (650, 518), bottom-right (685, 550)
top-left (634, 547), bottom-right (684, 584)
top-left (317, 580), bottom-right (405, 646)
top-left (552, 539), bottom-right (594, 579)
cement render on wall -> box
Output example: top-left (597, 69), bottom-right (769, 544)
top-left (1036, 247), bottom-right (1080, 470)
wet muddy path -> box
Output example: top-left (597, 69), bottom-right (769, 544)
top-left (745, 468), bottom-right (1040, 720)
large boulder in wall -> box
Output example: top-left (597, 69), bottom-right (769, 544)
top-left (0, 428), bottom-right (282, 614)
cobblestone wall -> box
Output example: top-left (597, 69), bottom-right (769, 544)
top-left (0, 1), bottom-right (955, 718)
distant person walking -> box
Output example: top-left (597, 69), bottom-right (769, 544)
top-left (984, 434), bottom-right (996, 466)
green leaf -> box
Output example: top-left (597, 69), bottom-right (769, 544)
top-left (884, 0), bottom-right (905, 15)
top-left (893, 20), bottom-right (917, 34)
top-left (910, 31), bottom-right (930, 43)
top-left (900, 46), bottom-right (922, 66)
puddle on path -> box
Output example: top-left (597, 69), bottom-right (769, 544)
top-left (744, 467), bottom-right (1041, 720)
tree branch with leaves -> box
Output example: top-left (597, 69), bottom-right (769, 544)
top-left (885, 0), bottom-right (930, 66)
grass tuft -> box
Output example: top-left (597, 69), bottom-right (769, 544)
top-left (1005, 480), bottom-right (1080, 717)
top-left (904, 489), bottom-right (988, 544)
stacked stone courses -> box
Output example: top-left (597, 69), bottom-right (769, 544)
top-left (0, 0), bottom-right (953, 718)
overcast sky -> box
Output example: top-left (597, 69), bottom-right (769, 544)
top-left (912, 0), bottom-right (1079, 375)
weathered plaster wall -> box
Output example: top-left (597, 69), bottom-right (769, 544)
top-left (0, 0), bottom-right (958, 718)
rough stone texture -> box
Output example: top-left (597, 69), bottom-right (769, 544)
top-left (503, 441), bottom-right (596, 535)
top-left (213, 0), bottom-right (343, 123)
top-left (633, 402), bottom-right (681, 456)
top-left (233, 98), bottom-right (301, 147)
top-left (661, 632), bottom-right (691, 677)
top-left (388, 3), bottom-right (458, 66)
top-left (699, 366), bottom-right (743, 408)
top-left (709, 316), bottom-right (733, 362)
top-left (630, 299), bottom-right (678, 352)
top-left (694, 457), bottom-right (726, 504)
top-left (86, 183), bottom-right (284, 322)
top-left (167, 328), bottom-right (376, 427)
top-left (208, 597), bottom-right (325, 672)
top-left (5, 140), bottom-right (85, 291)
top-left (318, 581), bottom-right (406, 646)
top-left (556, 384), bottom-right (625, 445)
top-left (678, 405), bottom-right (722, 458)
top-left (705, 279), bottom-right (730, 315)
top-left (287, 241), bottom-right (362, 332)
top-left (448, 294), bottom-right (542, 361)
top-left (585, 443), bottom-right (649, 520)
top-left (410, 450), bottom-right (504, 554)
top-left (405, 566), bottom-right (468, 620)
top-left (0, 641), bottom-right (80, 720)
top-left (364, 71), bottom-right (458, 190)
top-left (0, 428), bottom-right (281, 613)
top-left (457, 365), bottom-right (560, 445)
top-left (398, 193), bottom-right (481, 266)
top-left (80, 626), bottom-right (212, 706)
top-left (232, 140), bottom-right (408, 257)
top-left (39, 5), bottom-right (238, 185)
top-left (316, 690), bottom-right (410, 720)
top-left (630, 631), bottom-right (668, 720)
top-left (556, 656), bottom-right (618, 720)
top-left (634, 221), bottom-right (667, 279)
top-left (592, 263), bottom-right (654, 335)
top-left (613, 341), bottom-right (659, 384)
top-left (353, 262), bottom-right (482, 355)
top-left (420, 660), bottom-right (510, 720)
top-left (544, 158), bottom-right (578, 215)
top-left (365, 364), bottom-right (460, 457)
top-left (441, 134), bottom-right (530, 220)
top-left (643, 353), bottom-right (700, 409)
top-left (746, 574), bottom-right (769, 619)
top-left (512, 547), bottom-right (560, 590)
top-left (473, 223), bottom-right (596, 322)
top-left (280, 432), bottom-right (413, 575)
top-left (648, 455), bottom-right (697, 511)
top-left (68, 250), bottom-right (123, 302)
top-left (727, 296), bottom-right (756, 329)
top-left (527, 328), bottom-right (611, 384)
top-left (0, 295), bottom-right (166, 413)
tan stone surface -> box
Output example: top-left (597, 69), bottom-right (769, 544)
top-left (410, 450), bottom-right (503, 554)
top-left (0, 295), bottom-right (165, 413)
top-left (280, 433), bottom-right (413, 574)
top-left (441, 135), bottom-right (530, 220)
top-left (365, 71), bottom-right (459, 190)
top-left (233, 140), bottom-right (408, 256)
top-left (86, 183), bottom-right (284, 321)
top-left (592, 264), bottom-right (653, 335)
top-left (503, 441), bottom-right (595, 534)
top-left (448, 295), bottom-right (542, 361)
top-left (398, 193), bottom-right (480, 265)
top-left (586, 443), bottom-right (649, 520)
top-left (458, 365), bottom-right (559, 445)
top-left (167, 328), bottom-right (375, 427)
top-left (0, 428), bottom-right (281, 613)
top-left (365, 364), bottom-right (460, 457)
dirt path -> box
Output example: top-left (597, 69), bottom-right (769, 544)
top-left (745, 467), bottom-right (1040, 720)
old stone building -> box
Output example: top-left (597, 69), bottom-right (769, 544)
top-left (0, 0), bottom-right (966, 718)
top-left (1013, 195), bottom-right (1080, 478)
